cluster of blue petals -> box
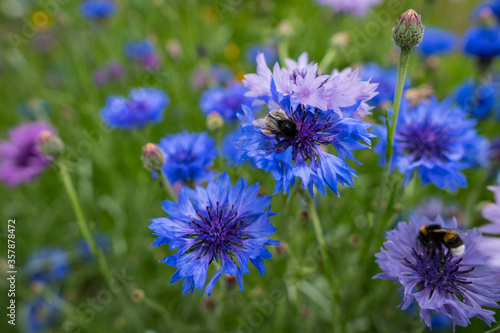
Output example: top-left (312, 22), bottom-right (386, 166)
top-left (416, 26), bottom-right (457, 57)
top-left (80, 0), bottom-right (117, 19)
top-left (149, 173), bottom-right (279, 296)
top-left (200, 83), bottom-right (256, 121)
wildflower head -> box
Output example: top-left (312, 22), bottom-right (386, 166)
top-left (80, 0), bottom-right (117, 20)
top-left (392, 9), bottom-right (424, 50)
top-left (375, 215), bottom-right (500, 330)
top-left (38, 130), bottom-right (64, 158)
top-left (125, 39), bottom-right (160, 70)
top-left (374, 97), bottom-right (489, 191)
top-left (0, 122), bottom-right (55, 187)
top-left (100, 88), bottom-right (169, 130)
top-left (416, 26), bottom-right (457, 57)
top-left (149, 172), bottom-right (280, 296)
top-left (236, 82), bottom-right (375, 196)
top-left (25, 248), bottom-right (70, 284)
top-left (158, 131), bottom-right (217, 185)
top-left (200, 83), bottom-right (256, 121)
top-left (141, 143), bottom-right (165, 173)
top-left (315, 0), bottom-right (383, 17)
top-left (23, 295), bottom-right (61, 333)
top-left (463, 26), bottom-right (500, 60)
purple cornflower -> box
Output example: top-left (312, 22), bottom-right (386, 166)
top-left (158, 131), bottom-right (217, 185)
top-left (200, 83), bottom-right (256, 121)
top-left (100, 88), bottom-right (169, 130)
top-left (315, 0), bottom-right (382, 17)
top-left (25, 248), bottom-right (70, 284)
top-left (374, 97), bottom-right (489, 191)
top-left (80, 0), bottom-right (117, 19)
top-left (478, 186), bottom-right (500, 267)
top-left (375, 216), bottom-right (500, 330)
top-left (360, 63), bottom-right (410, 107)
top-left (0, 122), bottom-right (55, 187)
top-left (236, 81), bottom-right (375, 196)
top-left (243, 52), bottom-right (377, 119)
top-left (92, 61), bottom-right (125, 86)
top-left (149, 172), bottom-right (280, 296)
top-left (416, 26), bottom-right (457, 57)
top-left (125, 39), bottom-right (160, 70)
top-left (463, 25), bottom-right (500, 59)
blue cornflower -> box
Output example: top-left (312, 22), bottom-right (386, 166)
top-left (416, 27), bottom-right (457, 57)
top-left (236, 81), bottom-right (375, 196)
top-left (158, 131), bottom-right (217, 185)
top-left (149, 172), bottom-right (280, 296)
top-left (246, 44), bottom-right (278, 66)
top-left (360, 63), bottom-right (410, 106)
top-left (125, 39), bottom-right (160, 70)
top-left (222, 129), bottom-right (245, 165)
top-left (375, 216), bottom-right (500, 330)
top-left (200, 83), bottom-right (256, 121)
top-left (463, 26), bottom-right (500, 59)
top-left (23, 294), bottom-right (61, 333)
top-left (101, 88), bottom-right (169, 130)
top-left (454, 79), bottom-right (498, 118)
top-left (25, 248), bottom-right (70, 284)
top-left (80, 0), bottom-right (117, 19)
top-left (474, 1), bottom-right (500, 21)
top-left (77, 232), bottom-right (110, 261)
top-left (374, 97), bottom-right (488, 191)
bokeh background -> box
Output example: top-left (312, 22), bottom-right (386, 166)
top-left (1, 0), bottom-right (498, 332)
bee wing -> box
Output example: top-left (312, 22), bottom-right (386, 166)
top-left (267, 111), bottom-right (290, 121)
top-left (252, 118), bottom-right (268, 130)
top-left (267, 100), bottom-right (283, 113)
top-left (431, 228), bottom-right (468, 235)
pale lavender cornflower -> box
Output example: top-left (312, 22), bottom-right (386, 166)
top-left (375, 216), bottom-right (500, 330)
top-left (315, 0), bottom-right (383, 17)
top-left (478, 186), bottom-right (500, 267)
top-left (0, 122), bottom-right (55, 187)
top-left (243, 52), bottom-right (377, 119)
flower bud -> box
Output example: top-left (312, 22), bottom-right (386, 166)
top-left (130, 289), bottom-right (145, 303)
top-left (392, 9), bottom-right (424, 50)
top-left (38, 130), bottom-right (64, 157)
top-left (206, 111), bottom-right (224, 131)
top-left (141, 143), bottom-right (165, 172)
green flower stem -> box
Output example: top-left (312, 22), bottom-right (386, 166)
top-left (385, 47), bottom-right (412, 168)
top-left (142, 295), bottom-right (198, 330)
top-left (318, 48), bottom-right (336, 74)
top-left (58, 161), bottom-right (113, 282)
top-left (160, 170), bottom-right (177, 202)
top-left (307, 198), bottom-right (328, 264)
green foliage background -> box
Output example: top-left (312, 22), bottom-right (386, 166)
top-left (1, 0), bottom-right (498, 332)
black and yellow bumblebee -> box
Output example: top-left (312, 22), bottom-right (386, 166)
top-left (418, 224), bottom-right (465, 257)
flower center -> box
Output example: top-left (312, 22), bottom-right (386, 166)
top-left (15, 142), bottom-right (38, 167)
top-left (396, 123), bottom-right (452, 161)
top-left (187, 202), bottom-right (250, 263)
top-left (405, 247), bottom-right (474, 299)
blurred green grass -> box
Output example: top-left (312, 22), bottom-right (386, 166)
top-left (1, 0), bottom-right (499, 332)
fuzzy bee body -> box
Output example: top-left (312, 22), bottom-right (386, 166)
top-left (252, 101), bottom-right (298, 139)
top-left (418, 224), bottom-right (465, 257)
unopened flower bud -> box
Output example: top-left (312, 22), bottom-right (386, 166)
top-left (392, 9), bottom-right (424, 50)
top-left (330, 31), bottom-right (349, 49)
top-left (141, 143), bottom-right (165, 172)
top-left (38, 130), bottom-right (64, 157)
top-left (206, 111), bottom-right (224, 131)
top-left (130, 289), bottom-right (145, 303)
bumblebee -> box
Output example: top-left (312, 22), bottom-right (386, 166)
top-left (252, 100), bottom-right (298, 139)
top-left (418, 224), bottom-right (465, 257)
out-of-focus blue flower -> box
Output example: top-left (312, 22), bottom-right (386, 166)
top-left (192, 64), bottom-right (234, 90)
top-left (93, 61), bottom-right (125, 86)
top-left (222, 128), bottom-right (245, 165)
top-left (158, 131), bottom-right (217, 185)
top-left (125, 39), bottom-right (160, 70)
top-left (454, 79), bottom-right (498, 118)
top-left (416, 27), bottom-right (457, 57)
top-left (101, 88), bottom-right (169, 130)
top-left (374, 98), bottom-right (488, 191)
top-left (236, 81), bottom-right (375, 197)
top-left (149, 172), bottom-right (280, 296)
top-left (243, 52), bottom-right (377, 119)
top-left (77, 233), bottom-right (110, 261)
top-left (315, 0), bottom-right (382, 17)
top-left (0, 122), bottom-right (55, 187)
top-left (23, 294), bottom-right (61, 333)
top-left (246, 44), bottom-right (278, 66)
top-left (200, 83), bottom-right (256, 121)
top-left (375, 216), bottom-right (500, 330)
top-left (463, 26), bottom-right (500, 59)
top-left (360, 63), bottom-right (410, 107)
top-left (474, 1), bottom-right (500, 21)
top-left (80, 0), bottom-right (117, 19)
top-left (25, 248), bottom-right (70, 284)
